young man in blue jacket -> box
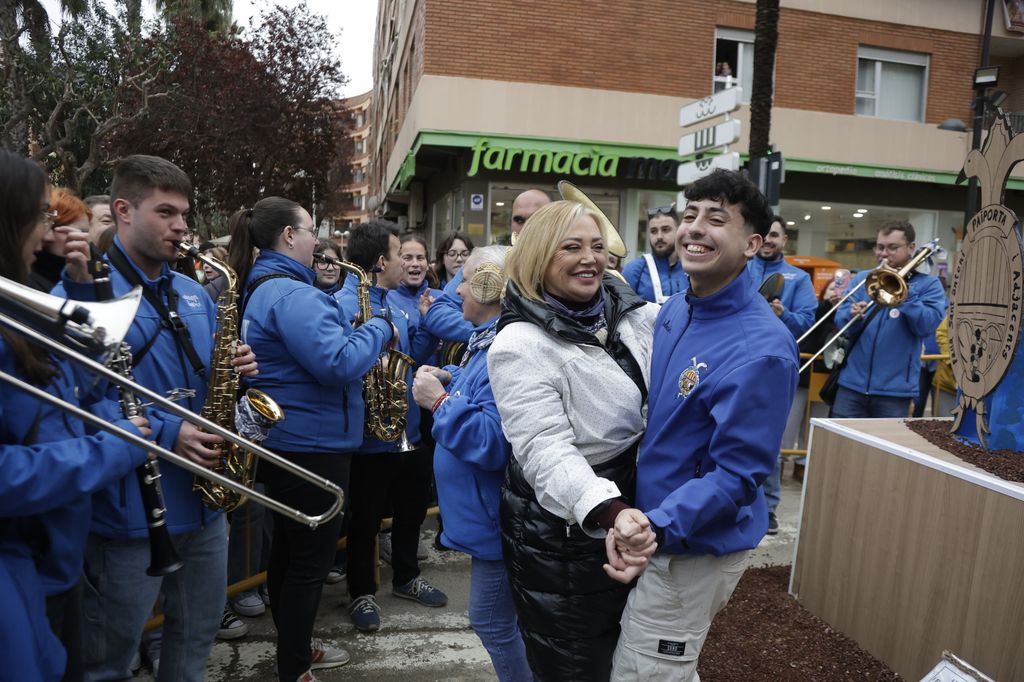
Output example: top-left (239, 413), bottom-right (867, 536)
top-left (56, 155), bottom-right (260, 681)
top-left (746, 215), bottom-right (818, 534)
top-left (335, 221), bottom-right (447, 633)
top-left (605, 169), bottom-right (798, 682)
top-left (622, 205), bottom-right (688, 303)
top-left (832, 221), bottom-right (947, 418)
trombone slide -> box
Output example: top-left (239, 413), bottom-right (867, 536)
top-left (0, 306), bottom-right (342, 530)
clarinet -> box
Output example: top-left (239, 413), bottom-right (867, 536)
top-left (90, 246), bottom-right (183, 576)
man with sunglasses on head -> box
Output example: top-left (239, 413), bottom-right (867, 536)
top-left (831, 220), bottom-right (946, 418)
top-left (746, 215), bottom-right (817, 534)
top-left (622, 205), bottom-right (688, 303)
top-left (424, 189), bottom-right (550, 345)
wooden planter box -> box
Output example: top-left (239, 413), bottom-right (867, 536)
top-left (790, 418), bottom-right (1024, 681)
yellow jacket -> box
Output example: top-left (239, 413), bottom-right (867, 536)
top-left (934, 316), bottom-right (955, 394)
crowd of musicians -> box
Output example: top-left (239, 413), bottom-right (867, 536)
top-left (0, 149), bottom-right (947, 682)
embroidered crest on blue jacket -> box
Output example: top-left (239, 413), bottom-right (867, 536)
top-left (677, 356), bottom-right (708, 399)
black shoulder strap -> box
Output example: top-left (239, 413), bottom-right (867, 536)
top-left (241, 273), bottom-right (302, 320)
top-left (108, 247), bottom-right (207, 377)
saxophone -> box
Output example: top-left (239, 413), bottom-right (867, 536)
top-left (314, 253), bottom-right (414, 447)
top-left (176, 244), bottom-right (285, 512)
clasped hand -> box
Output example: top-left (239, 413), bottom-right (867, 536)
top-left (411, 365), bottom-right (451, 409)
top-left (603, 508), bottom-right (658, 584)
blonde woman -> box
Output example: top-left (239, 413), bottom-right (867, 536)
top-left (488, 200), bottom-right (659, 681)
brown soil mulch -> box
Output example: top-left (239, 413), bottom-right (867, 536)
top-left (698, 565), bottom-right (900, 681)
top-left (906, 419), bottom-right (1024, 484)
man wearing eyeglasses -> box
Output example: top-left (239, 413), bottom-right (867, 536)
top-left (831, 220), bottom-right (946, 418)
top-left (424, 189), bottom-right (550, 344)
top-left (621, 205), bottom-right (687, 304)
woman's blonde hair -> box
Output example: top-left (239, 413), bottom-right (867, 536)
top-left (505, 200), bottom-right (607, 301)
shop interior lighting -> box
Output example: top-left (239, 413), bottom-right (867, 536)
top-left (786, 221), bottom-right (795, 226)
top-left (821, 206), bottom-right (832, 211)
top-left (804, 214), bottom-right (811, 221)
top-left (495, 201), bottom-right (505, 206)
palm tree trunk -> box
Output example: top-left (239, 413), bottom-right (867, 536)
top-left (749, 0), bottom-right (780, 159)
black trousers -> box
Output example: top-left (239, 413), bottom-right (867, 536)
top-left (46, 580), bottom-right (83, 682)
top-left (265, 451), bottom-right (350, 682)
top-left (347, 447), bottom-right (432, 598)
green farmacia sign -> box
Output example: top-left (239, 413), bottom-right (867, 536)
top-left (467, 139), bottom-right (620, 178)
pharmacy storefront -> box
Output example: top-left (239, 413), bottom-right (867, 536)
top-left (390, 131), bottom-right (1017, 277)
top-left (392, 132), bottom-right (683, 257)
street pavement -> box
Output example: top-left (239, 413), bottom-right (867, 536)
top-left (137, 461), bottom-right (805, 681)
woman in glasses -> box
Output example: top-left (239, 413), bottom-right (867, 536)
top-left (228, 200), bottom-right (396, 681)
top-left (433, 232), bottom-right (474, 288)
top-left (28, 187), bottom-right (91, 293)
top-left (0, 150), bottom-right (152, 680)
top-left (313, 240), bottom-right (344, 295)
top-left (488, 200), bottom-right (659, 681)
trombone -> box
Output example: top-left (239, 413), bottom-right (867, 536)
top-left (799, 239), bottom-right (941, 374)
top-left (0, 276), bottom-right (343, 530)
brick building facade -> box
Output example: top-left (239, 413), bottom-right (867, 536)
top-left (333, 91), bottom-right (373, 235)
top-left (369, 0), bottom-right (1024, 274)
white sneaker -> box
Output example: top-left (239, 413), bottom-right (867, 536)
top-left (231, 590), bottom-right (266, 616)
top-left (310, 638), bottom-right (351, 669)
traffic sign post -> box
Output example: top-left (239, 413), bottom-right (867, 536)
top-left (678, 119), bottom-right (741, 157)
top-left (679, 88), bottom-right (743, 127)
top-left (677, 88), bottom-right (743, 187)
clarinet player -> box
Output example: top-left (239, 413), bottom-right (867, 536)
top-left (54, 155), bottom-right (260, 681)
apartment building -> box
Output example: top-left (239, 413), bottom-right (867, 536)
top-left (369, 0), bottom-right (1024, 272)
top-left (334, 91), bottom-right (373, 233)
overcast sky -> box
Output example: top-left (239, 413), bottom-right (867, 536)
top-left (233, 0), bottom-right (378, 97)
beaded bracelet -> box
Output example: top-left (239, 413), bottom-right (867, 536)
top-left (431, 392), bottom-right (449, 413)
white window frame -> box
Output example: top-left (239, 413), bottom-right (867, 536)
top-left (855, 46), bottom-right (929, 122)
top-left (713, 28), bottom-right (754, 103)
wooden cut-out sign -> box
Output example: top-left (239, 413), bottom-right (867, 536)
top-left (950, 115), bottom-right (1024, 447)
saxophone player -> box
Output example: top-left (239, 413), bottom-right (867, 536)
top-left (335, 221), bottom-right (448, 635)
top-left (55, 155), bottom-right (259, 682)
top-left (230, 200), bottom-right (395, 682)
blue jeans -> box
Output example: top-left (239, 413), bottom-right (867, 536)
top-left (82, 515), bottom-right (227, 681)
top-left (830, 386), bottom-right (911, 419)
top-left (469, 557), bottom-right (534, 682)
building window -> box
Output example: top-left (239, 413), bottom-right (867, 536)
top-left (355, 112), bottom-right (365, 128)
top-left (353, 169), bottom-right (365, 183)
top-left (855, 46), bottom-right (928, 122)
top-left (354, 139), bottom-right (365, 154)
top-left (713, 28), bottom-right (754, 102)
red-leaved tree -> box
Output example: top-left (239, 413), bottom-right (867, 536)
top-left (108, 2), bottom-right (349, 235)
